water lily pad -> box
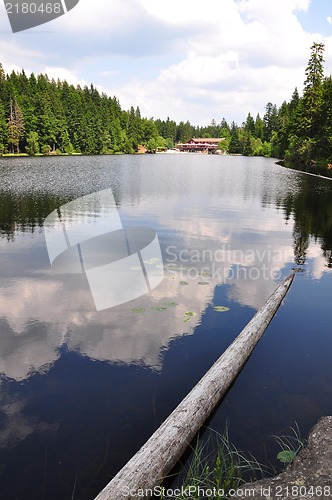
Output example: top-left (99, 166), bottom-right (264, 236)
top-left (183, 311), bottom-right (197, 322)
top-left (277, 450), bottom-right (296, 464)
top-left (144, 258), bottom-right (160, 264)
top-left (213, 306), bottom-right (230, 312)
top-left (198, 281), bottom-right (209, 285)
top-left (180, 281), bottom-right (188, 286)
top-left (154, 306), bottom-right (167, 311)
top-left (132, 307), bottom-right (146, 313)
top-left (164, 302), bottom-right (178, 307)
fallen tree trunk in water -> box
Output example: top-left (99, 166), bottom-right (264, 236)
top-left (95, 274), bottom-right (295, 500)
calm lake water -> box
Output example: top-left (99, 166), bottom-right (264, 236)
top-left (0, 154), bottom-right (331, 499)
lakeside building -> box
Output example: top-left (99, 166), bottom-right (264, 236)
top-left (177, 138), bottom-right (225, 153)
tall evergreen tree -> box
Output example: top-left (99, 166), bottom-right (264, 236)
top-left (263, 102), bottom-right (278, 141)
top-left (299, 42), bottom-right (325, 142)
top-left (0, 101), bottom-right (6, 154)
top-left (7, 98), bottom-right (24, 154)
top-left (228, 122), bottom-right (242, 154)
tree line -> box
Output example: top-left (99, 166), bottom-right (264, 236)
top-left (0, 64), bottom-right (222, 156)
top-left (0, 43), bottom-right (331, 163)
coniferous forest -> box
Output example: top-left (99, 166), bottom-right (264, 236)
top-left (0, 43), bottom-right (331, 166)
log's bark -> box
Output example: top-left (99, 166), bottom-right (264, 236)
top-left (94, 274), bottom-right (294, 500)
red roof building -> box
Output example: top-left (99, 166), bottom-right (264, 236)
top-left (177, 138), bottom-right (224, 153)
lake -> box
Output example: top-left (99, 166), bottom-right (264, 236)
top-left (0, 154), bottom-right (331, 499)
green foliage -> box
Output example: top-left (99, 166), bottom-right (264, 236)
top-left (0, 66), bottom-right (168, 156)
top-left (25, 131), bottom-right (39, 155)
top-left (146, 138), bottom-right (158, 153)
top-left (252, 43), bottom-right (332, 164)
top-left (261, 141), bottom-right (272, 157)
top-left (132, 307), bottom-right (146, 313)
top-left (183, 311), bottom-right (197, 322)
top-left (274, 423), bottom-right (305, 468)
top-left (41, 144), bottom-right (51, 155)
top-left (228, 122), bottom-right (242, 154)
top-left (165, 137), bottom-right (175, 149)
top-left (218, 139), bottom-right (229, 152)
top-left (159, 428), bottom-right (266, 500)
top-left (284, 43), bottom-right (327, 162)
top-left (146, 135), bottom-right (166, 153)
top-left (254, 114), bottom-right (265, 140)
top-left (263, 102), bottom-right (278, 142)
top-left (277, 450), bottom-right (296, 464)
top-left (0, 101), bottom-right (6, 154)
top-left (7, 98), bottom-right (25, 154)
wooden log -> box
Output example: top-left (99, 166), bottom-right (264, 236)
top-left (95, 274), bottom-right (294, 500)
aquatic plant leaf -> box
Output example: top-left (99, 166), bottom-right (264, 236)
top-left (180, 281), bottom-right (188, 286)
top-left (144, 258), bottom-right (160, 264)
top-left (132, 307), bottom-right (145, 313)
top-left (198, 282), bottom-right (209, 285)
top-left (164, 302), bottom-right (178, 307)
top-left (174, 265), bottom-right (189, 271)
top-left (277, 450), bottom-right (296, 464)
top-left (183, 311), bottom-right (197, 322)
top-left (154, 306), bottom-right (167, 311)
top-left (213, 306), bottom-right (230, 312)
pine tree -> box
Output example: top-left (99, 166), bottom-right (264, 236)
top-left (14, 99), bottom-right (25, 152)
top-left (7, 98), bottom-right (24, 154)
top-left (26, 131), bottom-right (39, 155)
top-left (300, 43), bottom-right (325, 139)
top-left (263, 102), bottom-right (278, 141)
top-left (244, 113), bottom-right (255, 135)
top-left (254, 114), bottom-right (265, 140)
top-left (228, 122), bottom-right (242, 154)
top-left (0, 101), bottom-right (6, 154)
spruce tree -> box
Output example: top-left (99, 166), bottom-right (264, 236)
top-left (300, 43), bottom-right (325, 140)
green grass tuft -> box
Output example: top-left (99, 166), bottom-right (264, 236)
top-left (157, 426), bottom-right (268, 499)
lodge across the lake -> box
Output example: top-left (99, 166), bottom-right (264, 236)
top-left (177, 137), bottom-right (225, 153)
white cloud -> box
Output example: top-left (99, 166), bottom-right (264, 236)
top-left (51, 0), bottom-right (142, 34)
top-left (1, 0), bottom-right (332, 124)
top-left (101, 0), bottom-right (321, 123)
top-left (141, 0), bottom-right (239, 27)
top-left (43, 66), bottom-right (88, 86)
top-left (0, 40), bottom-right (45, 75)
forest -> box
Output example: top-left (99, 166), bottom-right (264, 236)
top-left (0, 43), bottom-right (331, 164)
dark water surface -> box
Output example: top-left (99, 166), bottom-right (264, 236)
top-left (0, 154), bottom-right (331, 499)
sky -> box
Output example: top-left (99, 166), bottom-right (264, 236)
top-left (1, 0), bottom-right (332, 126)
